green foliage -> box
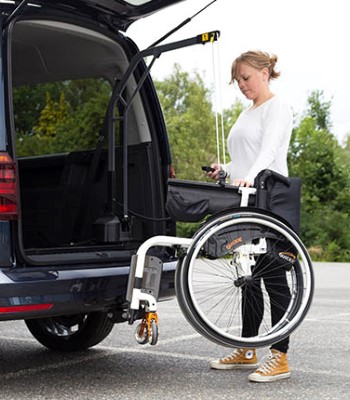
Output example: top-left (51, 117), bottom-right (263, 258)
top-left (13, 82), bottom-right (63, 135)
top-left (288, 90), bottom-right (350, 261)
top-left (305, 90), bottom-right (332, 131)
top-left (15, 78), bottom-right (112, 157)
top-left (289, 118), bottom-right (347, 204)
top-left (155, 64), bottom-right (218, 181)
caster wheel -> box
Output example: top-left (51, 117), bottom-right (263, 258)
top-left (135, 322), bottom-right (148, 345)
top-left (149, 319), bottom-right (159, 346)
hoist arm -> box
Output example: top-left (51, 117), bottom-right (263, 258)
top-left (105, 29), bottom-right (220, 234)
top-left (118, 30), bottom-right (220, 93)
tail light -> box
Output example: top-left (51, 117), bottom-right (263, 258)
top-left (0, 152), bottom-right (18, 220)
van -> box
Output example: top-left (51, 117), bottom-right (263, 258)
top-left (0, 0), bottom-right (190, 351)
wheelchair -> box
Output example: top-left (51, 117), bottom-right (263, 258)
top-left (126, 170), bottom-right (314, 348)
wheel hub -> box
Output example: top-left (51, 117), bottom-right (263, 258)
top-left (234, 275), bottom-right (256, 288)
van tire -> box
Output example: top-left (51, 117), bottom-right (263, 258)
top-left (25, 312), bottom-right (114, 351)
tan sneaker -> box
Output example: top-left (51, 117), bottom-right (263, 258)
top-left (248, 349), bottom-right (291, 382)
top-left (210, 348), bottom-right (258, 370)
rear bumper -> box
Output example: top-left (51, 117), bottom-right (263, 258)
top-left (0, 261), bottom-right (177, 321)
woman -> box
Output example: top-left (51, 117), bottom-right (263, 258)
top-left (206, 50), bottom-right (293, 383)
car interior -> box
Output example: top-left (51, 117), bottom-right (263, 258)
top-left (9, 19), bottom-right (166, 263)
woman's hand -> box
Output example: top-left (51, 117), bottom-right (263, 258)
top-left (233, 179), bottom-right (253, 187)
top-left (205, 163), bottom-right (220, 180)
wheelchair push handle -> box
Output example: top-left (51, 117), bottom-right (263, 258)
top-left (256, 169), bottom-right (291, 189)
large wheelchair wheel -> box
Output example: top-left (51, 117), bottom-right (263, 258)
top-left (175, 210), bottom-right (314, 348)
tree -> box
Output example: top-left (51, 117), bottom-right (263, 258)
top-left (34, 92), bottom-right (69, 137)
top-left (155, 64), bottom-right (218, 181)
top-left (289, 90), bottom-right (350, 261)
top-left (15, 78), bottom-right (111, 157)
top-left (306, 90), bottom-right (332, 131)
top-left (13, 82), bottom-right (64, 136)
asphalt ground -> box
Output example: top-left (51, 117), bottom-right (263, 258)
top-left (0, 262), bottom-right (349, 400)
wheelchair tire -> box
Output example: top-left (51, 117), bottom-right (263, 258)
top-left (175, 210), bottom-right (314, 348)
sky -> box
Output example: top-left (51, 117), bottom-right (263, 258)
top-left (127, 0), bottom-right (349, 143)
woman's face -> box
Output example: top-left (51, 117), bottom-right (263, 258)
top-left (235, 62), bottom-right (269, 102)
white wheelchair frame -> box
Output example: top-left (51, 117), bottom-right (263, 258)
top-left (127, 187), bottom-right (257, 344)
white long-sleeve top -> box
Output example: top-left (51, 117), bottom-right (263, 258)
top-left (222, 96), bottom-right (293, 185)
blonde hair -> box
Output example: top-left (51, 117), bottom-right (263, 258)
top-left (231, 50), bottom-right (280, 83)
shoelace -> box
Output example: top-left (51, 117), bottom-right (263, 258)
top-left (222, 349), bottom-right (243, 361)
top-left (256, 352), bottom-right (280, 374)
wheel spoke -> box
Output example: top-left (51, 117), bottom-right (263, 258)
top-left (176, 211), bottom-right (314, 348)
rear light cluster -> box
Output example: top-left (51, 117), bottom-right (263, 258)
top-left (0, 303), bottom-right (53, 313)
top-left (0, 152), bottom-right (18, 220)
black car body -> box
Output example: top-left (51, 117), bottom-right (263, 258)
top-left (0, 0), bottom-right (186, 351)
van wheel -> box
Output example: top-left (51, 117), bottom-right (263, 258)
top-left (25, 312), bottom-right (114, 351)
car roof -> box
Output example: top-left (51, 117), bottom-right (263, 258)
top-left (12, 0), bottom-right (186, 31)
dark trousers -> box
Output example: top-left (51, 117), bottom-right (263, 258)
top-left (241, 254), bottom-right (291, 353)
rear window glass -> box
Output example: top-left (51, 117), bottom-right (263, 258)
top-left (13, 78), bottom-right (118, 157)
